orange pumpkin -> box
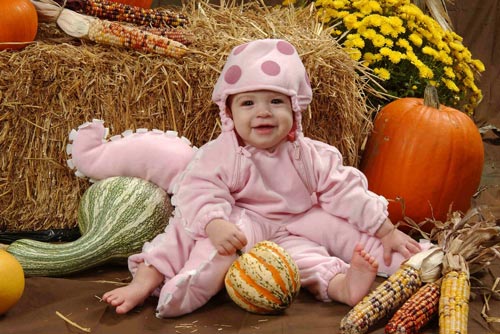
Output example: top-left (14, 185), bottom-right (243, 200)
top-left (110, 0), bottom-right (153, 8)
top-left (360, 86), bottom-right (484, 232)
top-left (0, 0), bottom-right (38, 51)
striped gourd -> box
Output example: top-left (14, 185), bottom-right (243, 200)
top-left (7, 177), bottom-right (171, 277)
top-left (340, 248), bottom-right (444, 334)
top-left (225, 241), bottom-right (300, 314)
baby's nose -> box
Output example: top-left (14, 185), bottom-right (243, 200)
top-left (256, 106), bottom-right (272, 116)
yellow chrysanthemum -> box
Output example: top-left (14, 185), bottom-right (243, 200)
top-left (437, 51), bottom-right (453, 65)
top-left (422, 46), bottom-right (438, 59)
top-left (408, 33), bottom-right (422, 47)
top-left (371, 34), bottom-right (386, 47)
top-left (396, 38), bottom-right (411, 50)
top-left (331, 0), bottom-right (347, 9)
top-left (310, 0), bottom-right (484, 113)
top-left (472, 59), bottom-right (485, 72)
top-left (345, 37), bottom-right (364, 49)
top-left (373, 67), bottom-right (391, 80)
top-left (347, 48), bottom-right (363, 61)
top-left (380, 22), bottom-right (397, 37)
top-left (442, 78), bottom-right (460, 92)
top-left (449, 41), bottom-right (465, 52)
top-left (418, 65), bottom-right (434, 79)
top-left (365, 14), bottom-right (382, 26)
top-left (343, 13), bottom-right (359, 29)
top-left (363, 52), bottom-right (382, 64)
top-left (361, 28), bottom-right (377, 40)
top-left (443, 67), bottom-right (455, 79)
top-left (388, 50), bottom-right (404, 64)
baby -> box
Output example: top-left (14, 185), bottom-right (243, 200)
top-left (102, 39), bottom-right (421, 317)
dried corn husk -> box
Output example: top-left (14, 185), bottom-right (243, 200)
top-left (412, 0), bottom-right (454, 31)
top-left (431, 207), bottom-right (500, 275)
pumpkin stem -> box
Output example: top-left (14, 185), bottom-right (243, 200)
top-left (424, 85), bottom-right (440, 109)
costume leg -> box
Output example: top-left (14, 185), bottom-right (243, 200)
top-left (273, 228), bottom-right (348, 302)
top-left (285, 207), bottom-right (406, 275)
top-left (128, 219), bottom-right (196, 293)
top-left (155, 237), bottom-right (237, 318)
top-left (155, 208), bottom-right (268, 318)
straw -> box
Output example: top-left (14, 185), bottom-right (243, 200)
top-left (0, 1), bottom-right (376, 231)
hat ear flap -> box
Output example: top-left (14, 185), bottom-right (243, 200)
top-left (287, 119), bottom-right (297, 142)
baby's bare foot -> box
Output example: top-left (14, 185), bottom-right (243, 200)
top-left (327, 244), bottom-right (379, 306)
top-left (102, 282), bottom-right (151, 314)
top-left (344, 244), bottom-right (379, 306)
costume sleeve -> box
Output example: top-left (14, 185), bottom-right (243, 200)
top-left (309, 140), bottom-right (388, 235)
top-left (170, 136), bottom-right (237, 239)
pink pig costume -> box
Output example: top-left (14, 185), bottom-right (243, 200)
top-left (68, 39), bottom-right (411, 318)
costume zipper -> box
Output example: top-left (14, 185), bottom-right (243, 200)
top-left (294, 142), bottom-right (301, 160)
top-left (234, 148), bottom-right (242, 189)
top-left (234, 147), bottom-right (250, 189)
top-left (293, 142), bottom-right (313, 193)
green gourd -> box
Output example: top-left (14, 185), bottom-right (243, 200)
top-left (7, 176), bottom-right (171, 277)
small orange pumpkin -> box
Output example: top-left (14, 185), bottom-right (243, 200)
top-left (110, 0), bottom-right (153, 8)
top-left (0, 0), bottom-right (38, 51)
top-left (0, 250), bottom-right (25, 315)
top-left (360, 85), bottom-right (484, 232)
top-left (225, 241), bottom-right (300, 314)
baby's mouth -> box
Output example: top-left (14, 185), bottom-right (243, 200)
top-left (252, 124), bottom-right (275, 134)
top-left (253, 124), bottom-right (275, 129)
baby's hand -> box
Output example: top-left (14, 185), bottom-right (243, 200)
top-left (205, 219), bottom-right (248, 256)
top-left (376, 218), bottom-right (421, 266)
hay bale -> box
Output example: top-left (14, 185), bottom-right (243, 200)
top-left (0, 1), bottom-right (373, 231)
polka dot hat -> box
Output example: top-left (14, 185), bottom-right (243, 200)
top-left (212, 39), bottom-right (312, 134)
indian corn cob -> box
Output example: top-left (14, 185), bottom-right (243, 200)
top-left (340, 264), bottom-right (421, 334)
top-left (385, 281), bottom-right (441, 334)
top-left (140, 26), bottom-right (194, 46)
top-left (340, 248), bottom-right (443, 334)
top-left (439, 254), bottom-right (470, 334)
top-left (430, 210), bottom-right (500, 334)
top-left (54, 0), bottom-right (189, 28)
top-left (88, 19), bottom-right (188, 58)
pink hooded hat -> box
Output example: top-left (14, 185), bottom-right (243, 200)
top-left (211, 39), bottom-right (313, 137)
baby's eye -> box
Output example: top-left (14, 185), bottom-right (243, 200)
top-left (241, 100), bottom-right (254, 106)
top-left (271, 98), bottom-right (284, 104)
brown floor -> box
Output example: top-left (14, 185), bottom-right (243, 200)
top-left (0, 260), bottom-right (500, 334)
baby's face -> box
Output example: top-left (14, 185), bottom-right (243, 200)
top-left (229, 90), bottom-right (293, 151)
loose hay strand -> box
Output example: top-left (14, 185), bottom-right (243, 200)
top-left (55, 311), bottom-right (92, 332)
top-left (1, 1), bottom-right (375, 231)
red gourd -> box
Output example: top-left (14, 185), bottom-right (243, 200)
top-left (360, 85), bottom-right (484, 232)
top-left (110, 0), bottom-right (153, 8)
top-left (0, 0), bottom-right (38, 51)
